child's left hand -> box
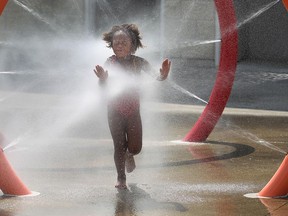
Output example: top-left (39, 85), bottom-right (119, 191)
top-left (159, 58), bottom-right (171, 80)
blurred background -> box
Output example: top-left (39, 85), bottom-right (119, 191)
top-left (0, 0), bottom-right (288, 111)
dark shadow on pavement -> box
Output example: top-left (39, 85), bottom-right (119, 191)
top-left (114, 183), bottom-right (188, 215)
top-left (25, 142), bottom-right (255, 173)
top-left (149, 141), bottom-right (255, 168)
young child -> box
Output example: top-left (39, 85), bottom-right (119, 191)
top-left (94, 24), bottom-right (171, 189)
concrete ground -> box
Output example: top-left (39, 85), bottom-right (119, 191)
top-left (0, 60), bottom-right (288, 215)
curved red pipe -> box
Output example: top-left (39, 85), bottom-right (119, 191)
top-left (0, 0), bottom-right (8, 16)
top-left (183, 0), bottom-right (238, 142)
top-left (283, 0), bottom-right (288, 11)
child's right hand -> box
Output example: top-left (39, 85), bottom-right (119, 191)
top-left (94, 65), bottom-right (108, 81)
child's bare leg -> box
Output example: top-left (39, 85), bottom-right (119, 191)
top-left (114, 144), bottom-right (127, 189)
top-left (126, 111), bottom-right (142, 173)
top-left (108, 110), bottom-right (128, 189)
top-left (125, 151), bottom-right (136, 173)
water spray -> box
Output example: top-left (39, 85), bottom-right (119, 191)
top-left (237, 0), bottom-right (281, 29)
top-left (166, 39), bottom-right (221, 52)
top-left (147, 67), bottom-right (208, 105)
top-left (243, 0), bottom-right (288, 200)
top-left (12, 0), bottom-right (59, 33)
top-left (167, 80), bottom-right (208, 104)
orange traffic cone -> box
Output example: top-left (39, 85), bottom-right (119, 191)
top-left (0, 148), bottom-right (31, 196)
top-left (0, 0), bottom-right (8, 15)
top-left (283, 0), bottom-right (288, 11)
top-left (258, 154), bottom-right (288, 198)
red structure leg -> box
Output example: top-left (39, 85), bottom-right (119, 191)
top-left (0, 0), bottom-right (8, 16)
top-left (283, 0), bottom-right (288, 11)
top-left (183, 0), bottom-right (238, 142)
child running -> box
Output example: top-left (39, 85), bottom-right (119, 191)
top-left (94, 23), bottom-right (171, 189)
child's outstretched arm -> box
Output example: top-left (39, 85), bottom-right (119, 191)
top-left (94, 65), bottom-right (108, 85)
top-left (157, 58), bottom-right (171, 81)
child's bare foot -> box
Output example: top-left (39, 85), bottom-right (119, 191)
top-left (125, 152), bottom-right (136, 173)
top-left (115, 179), bottom-right (127, 190)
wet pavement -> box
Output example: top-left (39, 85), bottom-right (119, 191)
top-left (0, 89), bottom-right (288, 215)
top-left (1, 60), bottom-right (288, 215)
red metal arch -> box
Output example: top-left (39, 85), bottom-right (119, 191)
top-left (283, 0), bottom-right (288, 11)
top-left (0, 0), bottom-right (8, 16)
top-left (183, 0), bottom-right (238, 142)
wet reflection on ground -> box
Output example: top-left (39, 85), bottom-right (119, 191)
top-left (260, 197), bottom-right (288, 215)
top-left (1, 93), bottom-right (288, 215)
top-left (114, 183), bottom-right (188, 215)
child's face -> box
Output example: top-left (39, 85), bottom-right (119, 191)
top-left (112, 31), bottom-right (132, 58)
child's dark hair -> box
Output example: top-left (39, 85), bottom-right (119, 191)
top-left (103, 24), bottom-right (143, 54)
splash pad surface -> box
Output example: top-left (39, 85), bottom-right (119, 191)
top-left (0, 91), bottom-right (288, 215)
top-left (1, 0), bottom-right (288, 215)
top-left (0, 84), bottom-right (288, 214)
